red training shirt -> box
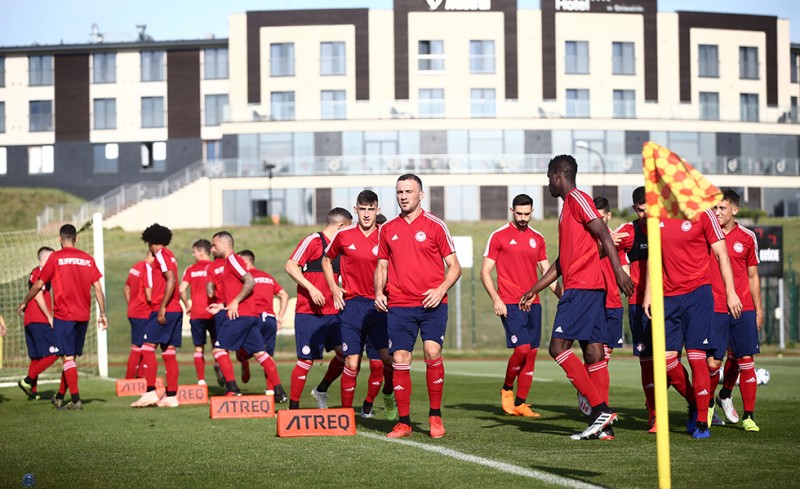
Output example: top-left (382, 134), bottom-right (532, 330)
top-left (290, 233), bottom-right (338, 315)
top-left (148, 247), bottom-right (182, 313)
top-left (325, 223), bottom-right (380, 300)
top-left (38, 247), bottom-right (102, 322)
top-left (207, 258), bottom-right (225, 305)
top-left (599, 226), bottom-right (629, 308)
top-left (182, 260), bottom-right (213, 319)
top-left (660, 209), bottom-right (725, 296)
top-left (24, 266), bottom-right (52, 326)
top-left (251, 268), bottom-right (284, 315)
top-left (483, 223), bottom-right (548, 305)
top-left (709, 222), bottom-right (759, 312)
top-left (558, 189), bottom-right (604, 290)
top-left (125, 261), bottom-right (151, 319)
top-left (616, 221), bottom-right (647, 305)
top-left (219, 253), bottom-right (258, 317)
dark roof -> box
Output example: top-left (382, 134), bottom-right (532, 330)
top-left (0, 38), bottom-right (228, 56)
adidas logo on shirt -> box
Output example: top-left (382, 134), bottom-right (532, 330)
top-left (348, 244), bottom-right (357, 250)
top-left (509, 239), bottom-right (517, 245)
top-left (392, 234), bottom-right (399, 241)
top-left (555, 326), bottom-right (564, 333)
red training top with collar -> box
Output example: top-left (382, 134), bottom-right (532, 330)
top-left (148, 247), bottom-right (182, 313)
top-left (659, 209), bottom-right (725, 296)
top-left (616, 221), bottom-right (647, 305)
top-left (182, 260), bottom-right (213, 319)
top-left (558, 189), bottom-right (604, 290)
top-left (599, 226), bottom-right (629, 308)
top-left (377, 210), bottom-right (456, 308)
top-left (125, 260), bottom-right (151, 319)
top-left (325, 223), bottom-right (380, 300)
top-left (24, 266), bottom-right (52, 326)
top-left (290, 233), bottom-right (338, 315)
top-left (38, 247), bottom-right (102, 321)
top-left (709, 222), bottom-right (759, 312)
top-left (219, 253), bottom-right (258, 317)
top-left (483, 223), bottom-right (548, 305)
top-left (251, 268), bottom-right (284, 315)
top-left (207, 258), bottom-right (225, 305)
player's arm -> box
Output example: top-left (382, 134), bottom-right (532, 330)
top-left (17, 278), bottom-right (45, 315)
top-left (479, 257), bottom-right (507, 317)
top-left (0, 314), bottom-right (6, 337)
top-left (321, 255), bottom-right (345, 310)
top-left (33, 289), bottom-right (53, 326)
top-left (276, 288), bottom-right (290, 330)
top-left (179, 280), bottom-right (191, 316)
top-left (123, 284), bottom-right (131, 304)
top-left (284, 258), bottom-right (325, 306)
top-left (157, 270), bottom-right (176, 324)
top-left (422, 253), bottom-right (462, 309)
top-left (227, 272), bottom-right (255, 320)
top-left (520, 259), bottom-right (560, 310)
top-left (537, 258), bottom-right (562, 298)
top-left (92, 280), bottom-right (108, 331)
top-left (711, 240), bottom-right (742, 318)
top-left (374, 258), bottom-right (389, 312)
top-left (588, 218), bottom-right (634, 297)
top-left (747, 264), bottom-right (763, 329)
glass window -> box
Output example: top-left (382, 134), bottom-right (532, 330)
top-left (93, 143), bottom-right (119, 173)
top-left (739, 46), bottom-right (759, 80)
top-left (93, 53), bottom-right (116, 83)
top-left (141, 96), bottom-right (165, 128)
top-left (419, 88), bottom-right (445, 118)
top-left (205, 94), bottom-right (228, 126)
top-left (418, 40), bottom-right (445, 72)
top-left (28, 145), bottom-right (54, 174)
top-left (699, 92), bottom-right (719, 120)
top-left (566, 89), bottom-right (590, 118)
top-left (612, 42), bottom-right (635, 75)
top-left (613, 89), bottom-right (635, 118)
top-left (141, 141), bottom-right (167, 171)
top-left (698, 44), bottom-right (719, 78)
top-left (93, 98), bottom-right (116, 130)
top-left (792, 52), bottom-right (799, 83)
top-left (204, 48), bottom-right (228, 79)
top-left (0, 147), bottom-right (6, 175)
top-left (141, 51), bottom-right (165, 81)
top-left (321, 90), bottom-right (346, 120)
top-left (0, 101), bottom-right (4, 133)
top-left (29, 55), bottom-right (53, 86)
top-left (740, 93), bottom-right (759, 121)
top-left (321, 42), bottom-right (346, 76)
top-left (270, 43), bottom-right (295, 77)
top-left (469, 40), bottom-right (495, 74)
top-left (271, 91), bottom-right (295, 120)
top-left (0, 57), bottom-right (5, 87)
top-left (470, 88), bottom-right (496, 118)
top-left (29, 100), bottom-right (53, 132)
top-left (565, 41), bottom-right (589, 74)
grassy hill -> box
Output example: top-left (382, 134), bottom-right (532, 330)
top-left (0, 187), bottom-right (84, 231)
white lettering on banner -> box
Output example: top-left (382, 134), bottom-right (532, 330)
top-left (58, 258), bottom-right (92, 267)
top-left (555, 0), bottom-right (590, 12)
top-left (427, 0), bottom-right (490, 11)
top-left (760, 249), bottom-right (780, 262)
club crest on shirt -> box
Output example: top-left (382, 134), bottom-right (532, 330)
top-left (415, 231), bottom-right (427, 242)
top-left (372, 245), bottom-right (379, 255)
top-left (680, 221), bottom-right (692, 232)
top-left (529, 238), bottom-right (537, 248)
top-left (733, 242), bottom-right (744, 253)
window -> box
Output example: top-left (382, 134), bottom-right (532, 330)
top-left (566, 89), bottom-right (590, 118)
top-left (699, 92), bottom-right (719, 120)
top-left (0, 147), bottom-right (6, 175)
top-left (418, 41), bottom-right (445, 72)
top-left (469, 40), bottom-right (495, 74)
top-left (613, 90), bottom-right (635, 118)
top-left (29, 100), bottom-right (53, 132)
top-left (141, 96), bottom-right (165, 128)
top-left (470, 88), bottom-right (496, 118)
top-left (612, 42), bottom-right (635, 75)
top-left (270, 43), bottom-right (294, 77)
top-left (93, 143), bottom-right (119, 173)
top-left (698, 45), bottom-right (719, 78)
top-left (141, 51), bottom-right (165, 81)
top-left (740, 46), bottom-right (759, 80)
top-left (204, 140), bottom-right (222, 161)
top-left (204, 94), bottom-right (228, 126)
top-left (204, 48), bottom-right (228, 79)
top-left (28, 145), bottom-right (54, 174)
top-left (320, 42), bottom-right (346, 76)
top-left (29, 55), bottom-right (53, 86)
top-left (740, 93), bottom-right (759, 121)
top-left (792, 52), bottom-right (799, 83)
top-left (93, 98), bottom-right (116, 130)
top-left (321, 90), bottom-right (346, 120)
top-left (93, 53), bottom-right (116, 83)
top-left (0, 102), bottom-right (4, 133)
top-left (565, 41), bottom-right (589, 74)
top-left (0, 57), bottom-right (5, 87)
top-left (419, 89), bottom-right (445, 118)
top-left (141, 141), bottom-right (167, 171)
top-left (271, 91), bottom-right (295, 120)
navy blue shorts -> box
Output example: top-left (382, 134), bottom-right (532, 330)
top-left (501, 304), bottom-right (542, 349)
top-left (340, 297), bottom-right (389, 357)
top-left (721, 310), bottom-right (760, 358)
top-left (552, 289), bottom-right (606, 344)
top-left (294, 314), bottom-right (341, 360)
top-left (53, 318), bottom-right (89, 357)
top-left (128, 317), bottom-right (148, 347)
top-left (387, 305), bottom-right (448, 354)
top-left (364, 337), bottom-right (381, 360)
top-left (143, 311), bottom-right (183, 348)
top-left (663, 284), bottom-right (713, 352)
top-left (709, 312), bottom-right (732, 360)
top-left (629, 304), bottom-right (653, 357)
top-left (605, 307), bottom-right (624, 349)
top-left (216, 315), bottom-right (264, 355)
top-left (190, 318), bottom-right (217, 346)
top-left (260, 314), bottom-right (277, 356)
top-left (214, 309), bottom-right (226, 333)
top-left (25, 323), bottom-right (58, 359)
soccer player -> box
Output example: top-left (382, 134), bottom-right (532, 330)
top-left (239, 248), bottom-right (290, 402)
top-left (180, 239), bottom-right (217, 385)
top-left (481, 193), bottom-right (558, 418)
top-left (206, 244), bottom-right (228, 387)
top-left (358, 338), bottom-right (396, 418)
top-left (322, 190), bottom-right (397, 420)
top-left (19, 247), bottom-right (59, 400)
top-left (708, 188), bottom-right (763, 432)
top-left (124, 250), bottom-right (153, 379)
top-left (375, 174), bottom-right (461, 439)
top-left (520, 155), bottom-right (633, 441)
top-left (131, 223), bottom-right (184, 408)
top-left (17, 224), bottom-right (107, 411)
top-left (284, 208), bottom-right (353, 409)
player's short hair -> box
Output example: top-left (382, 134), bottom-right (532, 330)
top-left (376, 213), bottom-right (387, 225)
top-left (37, 246), bottom-right (54, 260)
top-left (593, 196), bottom-right (610, 212)
top-left (212, 231), bottom-right (234, 247)
top-left (632, 186), bottom-right (646, 205)
top-left (397, 173), bottom-right (423, 191)
top-left (721, 187), bottom-right (741, 207)
top-left (192, 239), bottom-right (211, 255)
top-left (548, 154), bottom-right (578, 183)
top-left (327, 207), bottom-right (353, 224)
top-left (141, 223), bottom-right (172, 246)
top-left (59, 224), bottom-right (77, 242)
top-left (357, 190), bottom-right (379, 206)
top-left (238, 249), bottom-right (255, 264)
top-left (512, 194), bottom-right (533, 208)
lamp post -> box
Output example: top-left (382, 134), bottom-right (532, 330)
top-left (264, 161), bottom-right (277, 217)
top-left (575, 140), bottom-right (606, 186)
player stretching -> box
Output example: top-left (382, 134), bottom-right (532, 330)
top-left (376, 174), bottom-right (461, 439)
top-left (124, 250), bottom-right (153, 378)
top-left (180, 239), bottom-right (217, 385)
top-left (520, 155), bottom-right (633, 441)
top-left (481, 194), bottom-right (558, 418)
top-left (17, 224), bottom-right (107, 411)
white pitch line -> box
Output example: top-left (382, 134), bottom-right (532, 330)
top-left (359, 431), bottom-right (605, 489)
top-left (409, 366), bottom-right (552, 382)
top-left (0, 379), bottom-right (60, 389)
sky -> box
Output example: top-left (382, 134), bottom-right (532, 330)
top-left (2, 0), bottom-right (800, 46)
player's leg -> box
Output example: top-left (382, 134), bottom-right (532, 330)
top-left (511, 304), bottom-right (541, 417)
top-left (312, 316), bottom-right (344, 406)
top-left (155, 312), bottom-right (183, 407)
top-left (630, 304), bottom-right (656, 429)
top-left (212, 310), bottom-right (226, 387)
top-left (361, 337), bottom-right (384, 418)
top-left (190, 319), bottom-right (208, 385)
top-left (500, 305), bottom-right (529, 415)
top-left (706, 312), bottom-right (729, 424)
top-left (339, 298), bottom-right (367, 410)
top-left (126, 317), bottom-right (146, 379)
top-left (663, 296), bottom-right (695, 407)
top-left (241, 316), bottom-right (284, 397)
top-left (683, 285), bottom-right (715, 438)
top-left (132, 312), bottom-right (163, 407)
top-left (717, 349), bottom-right (741, 423)
top-left (420, 304), bottom-right (448, 438)
top-left (386, 307), bottom-right (418, 438)
top-left (236, 348), bottom-right (251, 384)
top-left (364, 305), bottom-right (395, 420)
top-left (730, 311), bottom-right (760, 431)
top-left (289, 314), bottom-right (324, 409)
top-left (53, 319), bottom-right (85, 410)
top-left (19, 323), bottom-right (58, 399)
top-left (258, 315), bottom-right (285, 400)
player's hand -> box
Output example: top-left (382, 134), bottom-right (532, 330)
top-left (47, 316), bottom-right (54, 328)
top-left (726, 293), bottom-right (742, 319)
top-left (493, 298), bottom-right (508, 317)
top-left (227, 300), bottom-right (240, 320)
top-left (422, 287), bottom-right (445, 309)
top-left (610, 231), bottom-right (629, 247)
top-left (331, 286), bottom-right (346, 311)
top-left (615, 267), bottom-right (634, 297)
top-left (276, 316), bottom-right (283, 331)
top-left (97, 315), bottom-right (108, 331)
top-left (756, 309), bottom-right (763, 330)
top-left (374, 293), bottom-right (389, 312)
top-left (157, 308), bottom-right (167, 325)
top-left (207, 303), bottom-right (224, 315)
top-left (309, 286), bottom-right (326, 307)
top-left (16, 303), bottom-right (26, 317)
top-left (642, 295), bottom-right (652, 320)
top-left (518, 288), bottom-right (536, 311)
